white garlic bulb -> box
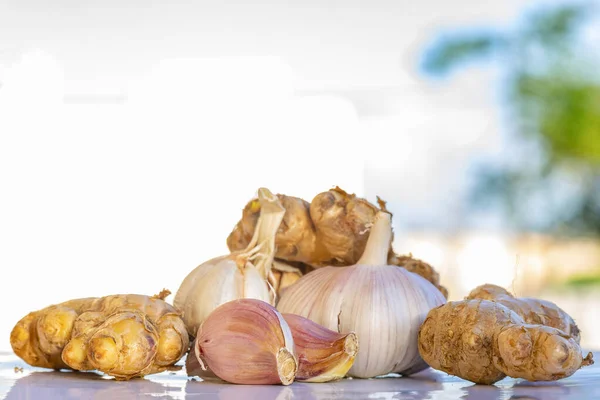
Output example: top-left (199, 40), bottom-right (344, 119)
top-left (277, 211), bottom-right (446, 378)
top-left (174, 188), bottom-right (285, 336)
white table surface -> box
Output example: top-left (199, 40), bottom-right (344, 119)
top-left (1, 351), bottom-right (598, 400)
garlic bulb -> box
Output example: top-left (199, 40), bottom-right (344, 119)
top-left (277, 211), bottom-right (446, 378)
top-left (174, 188), bottom-right (285, 336)
top-left (283, 313), bottom-right (358, 382)
top-left (193, 299), bottom-right (297, 385)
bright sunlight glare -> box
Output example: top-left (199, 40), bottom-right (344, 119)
top-left (0, 52), bottom-right (364, 350)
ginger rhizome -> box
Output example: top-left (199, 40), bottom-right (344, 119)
top-left (466, 283), bottom-right (580, 342)
top-left (227, 187), bottom-right (448, 297)
top-left (227, 187), bottom-right (374, 267)
top-left (10, 292), bottom-right (189, 380)
top-left (388, 254), bottom-right (448, 298)
top-left (418, 299), bottom-right (593, 384)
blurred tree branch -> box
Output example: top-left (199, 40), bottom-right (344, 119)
top-left (421, 3), bottom-right (600, 234)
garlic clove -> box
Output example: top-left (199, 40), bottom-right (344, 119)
top-left (186, 338), bottom-right (220, 380)
top-left (282, 313), bottom-right (358, 382)
top-left (270, 260), bottom-right (303, 298)
top-left (174, 188), bottom-right (284, 336)
top-left (194, 299), bottom-right (297, 385)
top-left (174, 255), bottom-right (272, 337)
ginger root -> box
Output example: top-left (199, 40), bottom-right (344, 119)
top-left (309, 187), bottom-right (380, 265)
top-left (228, 187), bottom-right (448, 297)
top-left (418, 299), bottom-right (593, 384)
top-left (466, 284), bottom-right (580, 342)
top-left (388, 254), bottom-right (448, 298)
top-left (227, 187), bottom-right (377, 266)
top-left (227, 194), bottom-right (325, 265)
top-left (10, 294), bottom-right (189, 380)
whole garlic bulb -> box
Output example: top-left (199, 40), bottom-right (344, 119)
top-left (277, 211), bottom-right (446, 378)
top-left (174, 188), bottom-right (285, 336)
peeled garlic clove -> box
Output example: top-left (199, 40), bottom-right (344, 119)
top-left (194, 299), bottom-right (297, 385)
top-left (282, 313), bottom-right (358, 382)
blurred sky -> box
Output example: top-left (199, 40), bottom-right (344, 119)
top-left (0, 0), bottom-right (591, 349)
top-left (0, 0), bottom-right (547, 230)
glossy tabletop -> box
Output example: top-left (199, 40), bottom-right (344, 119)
top-left (1, 351), bottom-right (598, 400)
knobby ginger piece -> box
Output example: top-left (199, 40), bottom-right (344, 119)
top-left (10, 294), bottom-right (189, 380)
top-left (389, 253), bottom-right (448, 298)
top-left (228, 187), bottom-right (380, 267)
top-left (418, 299), bottom-right (593, 384)
top-left (228, 187), bottom-right (448, 297)
top-left (227, 194), bottom-right (324, 264)
top-left (467, 284), bottom-right (580, 342)
top-left (309, 186), bottom-right (379, 265)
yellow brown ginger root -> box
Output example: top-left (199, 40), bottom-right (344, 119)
top-left (10, 294), bottom-right (189, 380)
top-left (227, 187), bottom-right (379, 267)
top-left (389, 254), bottom-right (448, 298)
top-left (418, 300), bottom-right (594, 384)
top-left (228, 187), bottom-right (447, 296)
top-left (467, 284), bottom-right (580, 342)
top-left (309, 186), bottom-right (380, 265)
top-left (227, 194), bottom-right (322, 265)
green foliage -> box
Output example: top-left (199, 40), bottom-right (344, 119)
top-left (421, 3), bottom-right (600, 234)
top-left (563, 272), bottom-right (600, 288)
top-left (421, 34), bottom-right (501, 74)
top-left (523, 5), bottom-right (588, 46)
top-left (516, 75), bottom-right (600, 165)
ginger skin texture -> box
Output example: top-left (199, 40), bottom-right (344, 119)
top-left (228, 187), bottom-right (448, 297)
top-left (467, 284), bottom-right (580, 342)
top-left (10, 293), bottom-right (189, 380)
top-left (388, 254), bottom-right (448, 298)
top-left (418, 300), bottom-right (594, 384)
top-left (227, 187), bottom-right (377, 267)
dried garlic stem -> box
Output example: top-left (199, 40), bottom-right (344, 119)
top-left (244, 188), bottom-right (286, 280)
top-left (356, 212), bottom-right (392, 266)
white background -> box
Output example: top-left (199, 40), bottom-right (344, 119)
top-left (0, 0), bottom-right (566, 349)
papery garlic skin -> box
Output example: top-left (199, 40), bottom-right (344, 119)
top-left (186, 338), bottom-right (220, 380)
top-left (283, 313), bottom-right (358, 382)
top-left (174, 188), bottom-right (285, 336)
top-left (194, 299), bottom-right (297, 385)
top-left (174, 255), bottom-right (271, 336)
top-left (277, 212), bottom-right (446, 378)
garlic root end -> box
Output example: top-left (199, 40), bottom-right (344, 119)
top-left (276, 348), bottom-right (297, 386)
